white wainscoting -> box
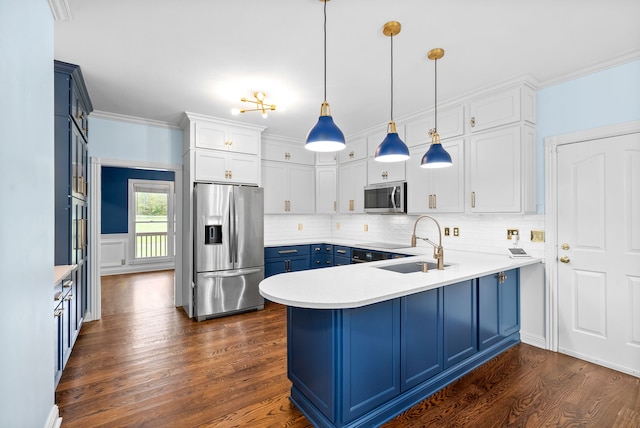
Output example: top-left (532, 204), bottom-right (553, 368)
top-left (101, 234), bottom-right (174, 275)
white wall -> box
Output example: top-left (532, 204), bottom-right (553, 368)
top-left (0, 0), bottom-right (56, 426)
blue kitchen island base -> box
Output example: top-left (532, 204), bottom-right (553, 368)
top-left (286, 270), bottom-right (520, 428)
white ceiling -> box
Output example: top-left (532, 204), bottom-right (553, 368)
top-left (54, 0), bottom-right (640, 140)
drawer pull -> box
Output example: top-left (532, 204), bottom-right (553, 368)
top-left (54, 291), bottom-right (63, 301)
top-left (54, 308), bottom-right (64, 318)
top-left (278, 249), bottom-right (298, 254)
top-left (336, 249), bottom-right (346, 254)
top-left (63, 280), bottom-right (73, 289)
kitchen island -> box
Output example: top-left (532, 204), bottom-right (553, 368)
top-left (260, 250), bottom-right (541, 428)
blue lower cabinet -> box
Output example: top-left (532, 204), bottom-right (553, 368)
top-left (500, 269), bottom-right (520, 337)
top-left (401, 288), bottom-right (443, 391)
top-left (342, 300), bottom-right (401, 423)
top-left (311, 253), bottom-right (333, 269)
top-left (478, 269), bottom-right (520, 350)
top-left (264, 245), bottom-right (310, 278)
top-left (443, 279), bottom-right (478, 369)
top-left (333, 246), bottom-right (351, 266)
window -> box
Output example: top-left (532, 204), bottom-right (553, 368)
top-left (128, 179), bottom-right (175, 263)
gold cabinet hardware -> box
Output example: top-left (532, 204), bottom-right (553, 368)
top-left (228, 170), bottom-right (232, 179)
top-left (561, 243), bottom-right (570, 250)
top-left (333, 201), bottom-right (336, 212)
top-left (349, 199), bottom-right (354, 211)
top-left (349, 151), bottom-right (355, 158)
top-left (284, 200), bottom-right (288, 211)
top-left (498, 271), bottom-right (507, 284)
top-left (54, 291), bottom-right (63, 301)
top-left (284, 152), bottom-right (291, 160)
top-left (77, 112), bottom-right (84, 120)
top-left (54, 308), bottom-right (64, 318)
top-left (62, 280), bottom-right (73, 289)
top-left (64, 293), bottom-right (74, 302)
top-left (471, 192), bottom-right (476, 208)
top-left (428, 128), bottom-right (435, 137)
top-left (381, 171), bottom-right (388, 179)
top-left (560, 256), bottom-right (570, 263)
top-left (470, 116), bottom-right (476, 128)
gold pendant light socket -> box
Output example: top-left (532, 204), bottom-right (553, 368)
top-left (428, 48), bottom-right (445, 61)
top-left (383, 21), bottom-right (401, 36)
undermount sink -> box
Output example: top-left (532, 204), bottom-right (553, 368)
top-left (376, 261), bottom-right (450, 273)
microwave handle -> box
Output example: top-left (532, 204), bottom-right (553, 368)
top-left (391, 186), bottom-right (397, 209)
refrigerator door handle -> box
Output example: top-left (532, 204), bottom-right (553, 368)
top-left (231, 189), bottom-right (238, 264)
top-left (200, 267), bottom-right (262, 279)
top-left (229, 188), bottom-right (236, 265)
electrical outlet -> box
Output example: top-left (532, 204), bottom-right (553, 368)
top-left (507, 229), bottom-right (519, 240)
top-left (453, 227), bottom-right (460, 237)
top-left (298, 223), bottom-right (303, 231)
top-left (531, 230), bottom-right (545, 242)
top-left (364, 224), bottom-right (368, 232)
top-left (444, 227), bottom-right (450, 236)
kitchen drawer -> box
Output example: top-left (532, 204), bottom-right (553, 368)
top-left (265, 245), bottom-right (310, 260)
top-left (312, 244), bottom-right (333, 254)
top-left (333, 246), bottom-right (351, 259)
top-left (311, 253), bottom-right (333, 269)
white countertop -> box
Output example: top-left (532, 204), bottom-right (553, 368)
top-left (259, 248), bottom-right (541, 309)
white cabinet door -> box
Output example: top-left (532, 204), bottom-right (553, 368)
top-left (316, 167), bottom-right (337, 214)
top-left (262, 161), bottom-right (315, 214)
top-left (405, 105), bottom-right (465, 147)
top-left (194, 121), bottom-right (259, 154)
top-left (469, 126), bottom-right (521, 212)
top-left (338, 160), bottom-right (367, 214)
top-left (194, 150), bottom-right (258, 185)
top-left (407, 139), bottom-right (465, 214)
top-left (468, 87), bottom-right (521, 133)
top-left (288, 164), bottom-right (315, 214)
top-left (262, 161), bottom-right (288, 214)
top-left (338, 137), bottom-right (367, 164)
top-left (316, 151), bottom-right (338, 165)
top-left (367, 157), bottom-right (406, 185)
top-left (263, 141), bottom-right (315, 164)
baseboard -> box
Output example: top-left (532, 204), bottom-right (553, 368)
top-left (101, 262), bottom-right (175, 276)
top-left (559, 348), bottom-right (640, 378)
top-left (520, 332), bottom-right (546, 349)
top-left (45, 405), bottom-right (62, 428)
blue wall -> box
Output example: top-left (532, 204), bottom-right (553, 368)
top-left (0, 0), bottom-right (56, 425)
top-left (89, 116), bottom-right (183, 165)
top-left (102, 167), bottom-right (175, 234)
top-left (536, 59), bottom-right (640, 212)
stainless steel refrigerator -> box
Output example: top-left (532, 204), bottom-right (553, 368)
top-left (193, 183), bottom-right (264, 321)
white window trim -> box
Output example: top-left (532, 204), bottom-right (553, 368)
top-left (127, 179), bottom-right (175, 265)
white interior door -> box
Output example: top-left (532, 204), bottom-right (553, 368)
top-left (556, 132), bottom-right (640, 376)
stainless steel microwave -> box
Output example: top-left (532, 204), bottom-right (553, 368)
top-left (364, 182), bottom-right (407, 214)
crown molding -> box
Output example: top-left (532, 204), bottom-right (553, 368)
top-left (48, 0), bottom-right (71, 21)
top-left (181, 111), bottom-right (268, 132)
top-left (538, 49), bottom-right (640, 89)
top-left (90, 110), bottom-right (181, 129)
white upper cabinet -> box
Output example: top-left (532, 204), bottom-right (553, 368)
top-left (338, 137), bottom-right (367, 164)
top-left (405, 105), bottom-right (465, 147)
top-left (194, 120), bottom-right (260, 155)
top-left (468, 85), bottom-right (536, 133)
top-left (316, 151), bottom-right (338, 165)
top-left (262, 137), bottom-right (315, 165)
top-left (468, 125), bottom-right (535, 213)
top-left (316, 166), bottom-right (337, 214)
top-left (338, 160), bottom-right (367, 214)
top-left (366, 128), bottom-right (406, 185)
top-left (407, 139), bottom-right (465, 214)
top-left (262, 161), bottom-right (315, 214)
top-left (193, 150), bottom-right (259, 185)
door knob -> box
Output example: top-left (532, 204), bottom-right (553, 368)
top-left (560, 256), bottom-right (570, 263)
top-left (561, 243), bottom-right (570, 250)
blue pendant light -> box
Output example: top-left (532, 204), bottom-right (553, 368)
top-left (375, 21), bottom-right (409, 163)
top-left (305, 0), bottom-right (345, 152)
top-left (421, 48), bottom-right (452, 169)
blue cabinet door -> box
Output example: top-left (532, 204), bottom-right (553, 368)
top-left (478, 274), bottom-right (501, 350)
top-left (443, 279), bottom-right (477, 369)
top-left (401, 288), bottom-right (443, 391)
top-left (500, 269), bottom-right (520, 337)
top-left (342, 299), bottom-right (401, 423)
top-left (264, 245), bottom-right (310, 277)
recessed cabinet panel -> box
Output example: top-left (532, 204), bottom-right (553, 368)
top-left (469, 126), bottom-right (521, 213)
top-left (195, 121), bottom-right (259, 155)
top-left (227, 127), bottom-right (260, 154)
top-left (443, 279), bottom-right (477, 369)
top-left (316, 151), bottom-right (338, 165)
top-left (263, 141), bottom-right (315, 164)
top-left (407, 139), bottom-right (465, 213)
top-left (469, 87), bottom-right (521, 133)
top-left (405, 105), bottom-right (465, 147)
top-left (339, 137), bottom-right (367, 164)
top-left (338, 160), bottom-right (367, 214)
top-left (288, 165), bottom-right (316, 214)
top-left (316, 166), bottom-right (337, 214)
top-left (262, 162), bottom-right (288, 214)
top-left (195, 122), bottom-right (227, 150)
top-left (194, 150), bottom-right (258, 184)
top-left (262, 161), bottom-right (315, 214)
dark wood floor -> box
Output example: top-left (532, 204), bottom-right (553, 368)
top-left (56, 271), bottom-right (640, 427)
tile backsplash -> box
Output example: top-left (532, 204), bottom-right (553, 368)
top-left (265, 213), bottom-right (546, 260)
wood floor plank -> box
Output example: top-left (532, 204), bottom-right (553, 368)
top-left (56, 271), bottom-right (640, 427)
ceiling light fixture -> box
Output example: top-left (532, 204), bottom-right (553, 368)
top-left (421, 48), bottom-right (452, 168)
top-left (375, 21), bottom-right (410, 163)
top-left (305, 0), bottom-right (345, 152)
top-left (231, 91), bottom-right (275, 119)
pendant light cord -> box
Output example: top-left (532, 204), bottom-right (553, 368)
top-left (390, 33), bottom-right (394, 121)
top-left (434, 56), bottom-right (437, 132)
top-left (323, 0), bottom-right (327, 102)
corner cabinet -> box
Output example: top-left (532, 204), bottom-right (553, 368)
top-left (54, 60), bottom-right (92, 387)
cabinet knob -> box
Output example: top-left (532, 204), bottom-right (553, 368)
top-left (498, 271), bottom-right (507, 284)
top-left (470, 116), bottom-right (476, 128)
top-left (349, 151), bottom-right (355, 158)
top-left (471, 191), bottom-right (476, 208)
